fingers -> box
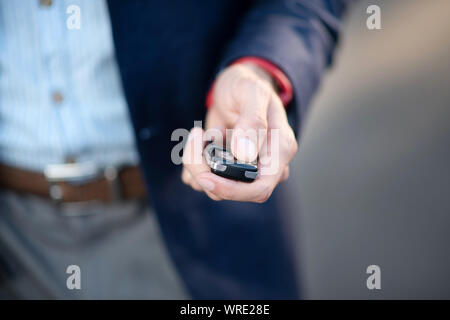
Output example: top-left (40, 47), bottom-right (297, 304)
top-left (230, 74), bottom-right (272, 163)
top-left (198, 172), bottom-right (275, 203)
top-left (181, 168), bottom-right (203, 192)
top-left (181, 125), bottom-right (277, 202)
top-left (181, 127), bottom-right (223, 200)
top-left (266, 95), bottom-right (298, 166)
top-left (201, 152), bottom-right (288, 203)
top-left (181, 125), bottom-right (294, 202)
top-left (182, 127), bottom-right (212, 188)
top-left (204, 108), bottom-right (226, 146)
top-left (193, 110), bottom-right (294, 203)
top-left (213, 64), bottom-right (274, 163)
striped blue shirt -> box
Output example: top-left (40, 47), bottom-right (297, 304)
top-left (0, 0), bottom-right (138, 171)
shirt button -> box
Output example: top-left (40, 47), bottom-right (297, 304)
top-left (52, 91), bottom-right (64, 104)
top-left (39, 0), bottom-right (52, 7)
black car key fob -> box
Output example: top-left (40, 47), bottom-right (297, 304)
top-left (203, 142), bottom-right (258, 182)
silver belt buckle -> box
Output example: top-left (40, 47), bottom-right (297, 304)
top-left (44, 162), bottom-right (102, 201)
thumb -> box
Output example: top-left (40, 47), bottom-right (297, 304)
top-left (230, 77), bottom-right (271, 162)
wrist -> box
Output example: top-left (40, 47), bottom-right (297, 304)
top-left (206, 57), bottom-right (293, 109)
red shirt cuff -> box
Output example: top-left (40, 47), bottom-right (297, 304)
top-left (206, 56), bottom-right (293, 108)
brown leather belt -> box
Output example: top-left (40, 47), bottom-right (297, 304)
top-left (0, 163), bottom-right (147, 203)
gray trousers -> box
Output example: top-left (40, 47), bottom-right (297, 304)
top-left (0, 191), bottom-right (188, 299)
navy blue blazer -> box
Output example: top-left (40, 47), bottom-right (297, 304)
top-left (106, 0), bottom-right (349, 299)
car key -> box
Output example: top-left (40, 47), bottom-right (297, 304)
top-left (203, 142), bottom-right (258, 182)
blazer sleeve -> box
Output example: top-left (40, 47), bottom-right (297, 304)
top-left (219, 0), bottom-right (353, 134)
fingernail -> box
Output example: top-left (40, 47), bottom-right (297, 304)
top-left (237, 138), bottom-right (257, 161)
top-left (197, 178), bottom-right (215, 191)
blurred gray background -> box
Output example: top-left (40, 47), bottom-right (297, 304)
top-left (286, 0), bottom-right (450, 299)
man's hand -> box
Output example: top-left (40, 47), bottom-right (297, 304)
top-left (182, 63), bottom-right (298, 203)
